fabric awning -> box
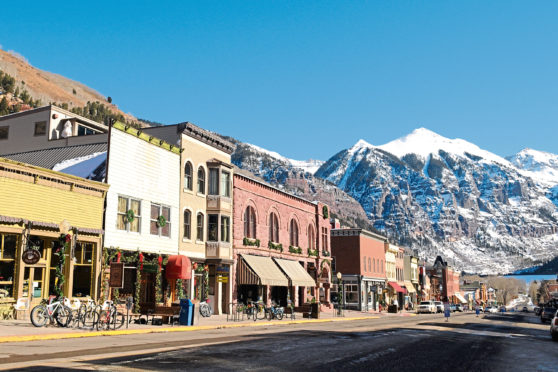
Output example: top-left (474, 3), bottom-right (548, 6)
top-left (274, 258), bottom-right (316, 287)
top-left (238, 254), bottom-right (289, 287)
top-left (165, 255), bottom-right (192, 280)
top-left (455, 293), bottom-right (467, 304)
top-left (388, 281), bottom-right (407, 294)
top-left (404, 281), bottom-right (416, 293)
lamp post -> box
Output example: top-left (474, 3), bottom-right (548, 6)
top-left (337, 272), bottom-right (343, 316)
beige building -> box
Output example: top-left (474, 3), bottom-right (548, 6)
top-left (144, 123), bottom-right (235, 314)
top-left (0, 105), bottom-right (108, 156)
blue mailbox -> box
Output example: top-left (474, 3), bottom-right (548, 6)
top-left (179, 299), bottom-right (195, 326)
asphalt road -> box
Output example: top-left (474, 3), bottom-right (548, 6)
top-left (3, 312), bottom-right (557, 371)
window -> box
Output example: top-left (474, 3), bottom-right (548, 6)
top-left (321, 227), bottom-right (328, 251)
top-left (183, 210), bottom-right (192, 239)
top-left (244, 206), bottom-right (256, 238)
top-left (220, 171), bottom-right (230, 197)
top-left (331, 257), bottom-right (336, 272)
top-left (184, 162), bottom-right (193, 191)
top-left (345, 284), bottom-right (359, 303)
top-left (0, 234), bottom-right (17, 298)
top-left (197, 213), bottom-right (204, 241)
top-left (34, 121), bottom-right (46, 136)
top-left (77, 125), bottom-right (96, 136)
top-left (308, 225), bottom-right (315, 250)
top-left (208, 214), bottom-right (218, 241)
top-left (289, 219), bottom-right (299, 247)
top-left (209, 168), bottom-right (219, 195)
top-left (269, 213), bottom-right (279, 242)
top-left (363, 256), bottom-right (366, 272)
top-left (373, 259), bottom-right (376, 273)
top-left (150, 203), bottom-right (171, 237)
top-left (368, 258), bottom-right (371, 272)
top-left (197, 167), bottom-right (205, 194)
top-left (72, 242), bottom-right (94, 297)
top-left (117, 196), bottom-right (141, 232)
top-left (0, 126), bottom-right (8, 140)
top-left (221, 216), bottom-right (230, 242)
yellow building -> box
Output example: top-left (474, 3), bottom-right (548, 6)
top-left (0, 157), bottom-right (108, 318)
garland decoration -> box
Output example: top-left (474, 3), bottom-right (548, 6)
top-left (322, 205), bottom-right (329, 219)
top-left (139, 252), bottom-right (144, 270)
top-left (126, 209), bottom-right (135, 223)
top-left (243, 237), bottom-right (260, 247)
top-left (53, 234), bottom-right (71, 297)
top-left (155, 255), bottom-right (163, 303)
top-left (268, 241), bottom-right (283, 252)
top-left (134, 267), bottom-right (142, 313)
top-left (116, 252), bottom-right (121, 263)
top-left (177, 279), bottom-right (185, 299)
top-left (157, 215), bottom-right (167, 228)
top-left (203, 265), bottom-right (209, 301)
top-left (288, 245), bottom-right (302, 254)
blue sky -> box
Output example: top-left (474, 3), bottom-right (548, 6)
top-left (1, 1), bottom-right (557, 160)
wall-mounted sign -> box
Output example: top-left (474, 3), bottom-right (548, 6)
top-left (216, 266), bottom-right (229, 275)
top-left (22, 249), bottom-right (41, 265)
top-left (109, 262), bottom-right (124, 288)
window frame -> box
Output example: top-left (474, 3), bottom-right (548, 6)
top-left (184, 162), bottom-right (193, 191)
top-left (244, 206), bottom-right (256, 239)
top-left (117, 196), bottom-right (141, 233)
top-left (183, 209), bottom-right (192, 240)
top-left (0, 126), bottom-right (9, 140)
top-left (197, 167), bottom-right (206, 194)
top-left (269, 213), bottom-right (279, 243)
top-left (0, 234), bottom-right (17, 298)
top-left (196, 212), bottom-right (204, 242)
top-left (150, 203), bottom-right (171, 237)
top-left (220, 170), bottom-right (230, 197)
top-left (207, 214), bottom-right (219, 242)
top-left (72, 242), bottom-right (94, 297)
top-left (34, 121), bottom-right (47, 136)
top-left (289, 219), bottom-right (299, 247)
top-left (208, 168), bottom-right (219, 195)
top-left (221, 215), bottom-right (230, 243)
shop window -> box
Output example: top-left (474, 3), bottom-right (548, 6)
top-left (289, 219), bottom-right (299, 247)
top-left (221, 216), bottom-right (230, 243)
top-left (121, 267), bottom-right (137, 297)
top-left (183, 210), bottom-right (192, 239)
top-left (220, 170), bottom-right (230, 197)
top-left (117, 196), bottom-right (141, 232)
top-left (208, 168), bottom-right (219, 195)
top-left (0, 126), bottom-right (9, 140)
top-left (72, 242), bottom-right (94, 297)
top-left (28, 236), bottom-right (46, 260)
top-left (269, 213), bottom-right (279, 243)
top-left (197, 167), bottom-right (205, 194)
top-left (184, 162), bottom-right (193, 191)
top-left (244, 206), bottom-right (256, 238)
top-left (345, 284), bottom-right (359, 303)
top-left (151, 203), bottom-right (171, 237)
top-left (197, 213), bottom-right (204, 241)
top-left (208, 214), bottom-right (218, 241)
top-left (0, 234), bottom-right (17, 298)
top-left (34, 121), bottom-right (47, 136)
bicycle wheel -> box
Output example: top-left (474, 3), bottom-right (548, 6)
top-left (69, 309), bottom-right (80, 328)
top-left (256, 305), bottom-right (266, 320)
top-left (55, 305), bottom-right (71, 327)
top-left (96, 310), bottom-right (110, 331)
top-left (82, 309), bottom-right (98, 329)
top-left (276, 310), bottom-right (284, 320)
top-left (30, 305), bottom-right (49, 327)
top-left (199, 303), bottom-right (211, 317)
top-left (112, 311), bottom-right (125, 329)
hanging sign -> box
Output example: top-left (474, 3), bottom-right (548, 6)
top-left (217, 275), bottom-right (229, 283)
top-left (109, 262), bottom-right (124, 288)
top-left (22, 249), bottom-right (41, 265)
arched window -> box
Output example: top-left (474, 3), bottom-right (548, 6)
top-left (363, 256), bottom-right (367, 272)
top-left (197, 167), bottom-right (205, 194)
top-left (244, 206), bottom-right (256, 238)
top-left (368, 258), bottom-right (371, 272)
top-left (373, 258), bottom-right (376, 273)
top-left (183, 210), bottom-right (191, 239)
top-left (269, 213), bottom-right (279, 242)
top-left (308, 225), bottom-right (315, 250)
top-left (196, 212), bottom-right (204, 241)
top-left (290, 219), bottom-right (299, 247)
top-left (184, 162), bottom-right (193, 190)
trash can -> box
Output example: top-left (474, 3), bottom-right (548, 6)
top-left (310, 303), bottom-right (320, 319)
top-left (179, 299), bottom-right (195, 326)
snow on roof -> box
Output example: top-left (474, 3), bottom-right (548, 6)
top-left (52, 151), bottom-right (107, 180)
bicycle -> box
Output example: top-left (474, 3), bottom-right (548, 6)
top-left (199, 299), bottom-right (213, 318)
top-left (96, 300), bottom-right (125, 330)
top-left (252, 302), bottom-right (266, 321)
top-left (71, 298), bottom-right (98, 329)
top-left (266, 304), bottom-right (284, 320)
top-left (30, 296), bottom-right (72, 328)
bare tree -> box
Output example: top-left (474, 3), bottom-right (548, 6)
top-left (486, 277), bottom-right (525, 305)
top-left (528, 281), bottom-right (539, 304)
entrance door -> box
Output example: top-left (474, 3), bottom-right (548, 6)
top-left (22, 266), bottom-right (46, 307)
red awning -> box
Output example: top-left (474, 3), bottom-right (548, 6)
top-left (388, 282), bottom-right (407, 294)
top-left (165, 255), bottom-right (192, 280)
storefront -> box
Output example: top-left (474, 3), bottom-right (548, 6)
top-left (387, 281), bottom-right (407, 308)
top-left (235, 254), bottom-right (289, 306)
top-left (362, 278), bottom-right (386, 312)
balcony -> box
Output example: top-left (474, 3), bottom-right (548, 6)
top-left (206, 195), bottom-right (232, 212)
top-left (206, 241), bottom-right (231, 259)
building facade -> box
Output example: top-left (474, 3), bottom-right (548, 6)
top-left (0, 157), bottom-right (108, 318)
top-left (330, 228), bottom-right (387, 311)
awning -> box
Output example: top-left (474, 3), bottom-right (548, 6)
top-left (165, 255), bottom-right (192, 280)
top-left (274, 258), bottom-right (316, 287)
top-left (404, 281), bottom-right (416, 293)
top-left (455, 293), bottom-right (467, 304)
top-left (388, 282), bottom-right (407, 294)
top-left (238, 254), bottom-right (289, 287)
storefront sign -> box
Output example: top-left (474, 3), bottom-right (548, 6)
top-left (216, 265), bottom-right (229, 275)
top-left (22, 248), bottom-right (41, 265)
top-left (109, 262), bottom-right (124, 288)
top-left (217, 275), bottom-right (229, 283)
top-left (142, 263), bottom-right (158, 273)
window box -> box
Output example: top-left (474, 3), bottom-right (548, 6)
top-left (288, 246), bottom-right (302, 254)
top-left (268, 241), bottom-right (283, 252)
top-left (243, 237), bottom-right (260, 247)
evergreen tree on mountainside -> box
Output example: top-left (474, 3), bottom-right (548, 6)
top-left (69, 101), bottom-right (139, 128)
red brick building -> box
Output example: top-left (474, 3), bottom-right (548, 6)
top-left (232, 171), bottom-right (332, 309)
top-left (330, 228), bottom-right (387, 311)
top-left (428, 256), bottom-right (461, 303)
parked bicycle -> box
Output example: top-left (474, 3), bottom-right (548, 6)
top-left (252, 302), bottom-right (266, 321)
top-left (96, 300), bottom-right (125, 330)
top-left (30, 296), bottom-right (72, 328)
top-left (266, 303), bottom-right (284, 320)
top-left (199, 299), bottom-right (213, 318)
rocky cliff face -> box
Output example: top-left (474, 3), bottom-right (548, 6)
top-left (315, 128), bottom-right (558, 274)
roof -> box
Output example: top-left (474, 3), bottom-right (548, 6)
top-left (2, 143), bottom-right (107, 170)
top-left (0, 105), bottom-right (108, 131)
top-left (330, 228), bottom-right (387, 241)
top-left (179, 122), bottom-right (235, 154)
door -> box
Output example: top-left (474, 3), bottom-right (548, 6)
top-left (22, 266), bottom-right (46, 307)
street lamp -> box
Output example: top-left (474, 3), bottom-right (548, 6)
top-left (336, 272), bottom-right (343, 315)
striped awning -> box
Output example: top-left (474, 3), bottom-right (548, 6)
top-left (237, 254), bottom-right (289, 287)
top-left (404, 281), bottom-right (416, 293)
top-left (274, 258), bottom-right (316, 287)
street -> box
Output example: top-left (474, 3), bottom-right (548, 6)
top-left (1, 312), bottom-right (557, 371)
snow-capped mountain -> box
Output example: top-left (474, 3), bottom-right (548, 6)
top-left (316, 128), bottom-right (558, 274)
top-left (246, 143), bottom-right (324, 175)
top-left (507, 148), bottom-right (558, 185)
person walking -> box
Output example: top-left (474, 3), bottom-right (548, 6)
top-left (443, 298), bottom-right (451, 322)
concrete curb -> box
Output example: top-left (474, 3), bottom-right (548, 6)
top-left (0, 316), bottom-right (379, 344)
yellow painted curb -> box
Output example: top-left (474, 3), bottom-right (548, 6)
top-left (0, 316), bottom-right (379, 344)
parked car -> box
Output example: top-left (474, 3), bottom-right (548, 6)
top-left (455, 304), bottom-right (463, 312)
top-left (534, 306), bottom-right (542, 316)
top-left (434, 301), bottom-right (444, 313)
top-left (522, 306), bottom-right (529, 313)
top-left (449, 304), bottom-right (457, 312)
top-left (417, 301), bottom-right (436, 314)
top-left (541, 307), bottom-right (557, 323)
top-left (499, 306), bottom-right (506, 312)
top-left (484, 306), bottom-right (498, 313)
top-left (550, 310), bottom-right (558, 341)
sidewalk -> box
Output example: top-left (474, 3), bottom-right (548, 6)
top-left (0, 308), bottom-right (400, 343)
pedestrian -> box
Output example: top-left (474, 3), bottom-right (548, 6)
top-left (475, 304), bottom-right (480, 317)
top-left (393, 298), bottom-right (399, 313)
top-left (443, 298), bottom-right (451, 322)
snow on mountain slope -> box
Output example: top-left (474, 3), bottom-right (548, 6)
top-left (246, 143), bottom-right (324, 175)
top-left (316, 128), bottom-right (558, 274)
top-left (508, 148), bottom-right (558, 184)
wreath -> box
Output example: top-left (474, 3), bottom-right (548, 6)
top-left (157, 215), bottom-right (167, 228)
top-left (126, 209), bottom-right (135, 223)
top-left (322, 205), bottom-right (329, 219)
